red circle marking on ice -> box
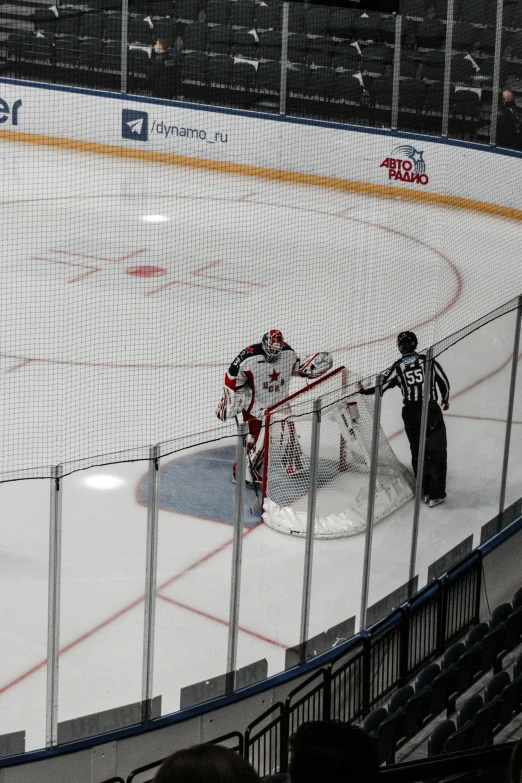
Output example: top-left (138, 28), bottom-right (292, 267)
top-left (126, 265), bottom-right (167, 277)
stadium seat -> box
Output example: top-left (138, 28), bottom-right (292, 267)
top-left (55, 35), bottom-right (80, 67)
top-left (308, 67), bottom-right (335, 100)
top-left (208, 53), bottom-right (233, 85)
top-left (104, 13), bottom-right (123, 41)
top-left (78, 38), bottom-right (104, 70)
top-left (233, 60), bottom-right (257, 91)
top-left (505, 605), bottom-right (522, 650)
top-left (256, 61), bottom-right (280, 93)
top-left (333, 41), bottom-right (361, 71)
top-left (129, 16), bottom-right (154, 44)
top-left (308, 37), bottom-right (333, 68)
top-left (128, 46), bottom-right (151, 78)
top-left (232, 30), bottom-right (258, 60)
top-left (428, 719), bottom-right (456, 756)
top-left (515, 651), bottom-right (522, 680)
top-left (305, 6), bottom-right (330, 37)
top-left (177, 0), bottom-right (201, 23)
top-left (476, 27), bottom-right (497, 56)
top-left (471, 698), bottom-right (496, 746)
top-left (287, 34), bottom-right (309, 65)
top-left (399, 78), bottom-right (427, 110)
top-left (151, 0), bottom-right (174, 16)
top-left (229, 2), bottom-right (255, 29)
top-left (477, 623), bottom-right (505, 674)
top-left (335, 72), bottom-right (363, 103)
top-left (373, 710), bottom-right (401, 764)
top-left (58, 8), bottom-right (82, 37)
top-left (356, 12), bottom-right (381, 43)
top-left (465, 623), bottom-right (489, 648)
top-left (362, 44), bottom-right (392, 74)
top-left (371, 74), bottom-right (393, 106)
top-left (443, 720), bottom-right (473, 753)
top-left (258, 31), bottom-right (282, 61)
top-left (400, 51), bottom-right (421, 79)
top-left (287, 64), bottom-right (311, 95)
top-left (288, 4), bottom-right (305, 34)
top-left (153, 18), bottom-right (177, 46)
top-left (415, 18), bottom-right (445, 48)
top-left (491, 603), bottom-right (513, 628)
top-left (330, 9), bottom-right (358, 40)
top-left (421, 49), bottom-right (446, 81)
top-left (181, 50), bottom-right (207, 81)
top-left (380, 16), bottom-right (396, 45)
top-left (255, 3), bottom-right (281, 32)
top-left (452, 22), bottom-right (475, 51)
top-left (484, 670), bottom-right (510, 713)
top-left (33, 8), bottom-right (59, 33)
top-left (451, 54), bottom-right (477, 83)
top-left (102, 41), bottom-right (122, 70)
top-left (82, 11), bottom-right (105, 39)
top-left (513, 587), bottom-right (522, 609)
top-left (402, 0), bottom-right (427, 18)
top-left (458, 0), bottom-right (489, 26)
top-left (457, 694), bottom-right (483, 729)
top-left (207, 25), bottom-right (233, 55)
top-left (29, 34), bottom-right (54, 64)
top-left (206, 0), bottom-right (229, 26)
top-left (181, 22), bottom-right (207, 51)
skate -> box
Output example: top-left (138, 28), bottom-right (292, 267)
top-left (429, 498), bottom-right (445, 508)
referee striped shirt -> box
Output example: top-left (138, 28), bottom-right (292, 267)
top-left (360, 352), bottom-right (450, 405)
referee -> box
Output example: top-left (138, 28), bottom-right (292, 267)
top-left (357, 331), bottom-right (450, 508)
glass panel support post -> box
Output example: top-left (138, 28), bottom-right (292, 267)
top-left (441, 0), bottom-right (455, 138)
top-left (142, 445), bottom-right (160, 722)
top-left (299, 397), bottom-right (321, 663)
top-left (359, 374), bottom-right (383, 631)
top-left (121, 0), bottom-right (129, 93)
top-left (279, 2), bottom-right (289, 116)
top-left (46, 466), bottom-right (63, 748)
top-left (226, 422), bottom-right (248, 689)
top-left (391, 14), bottom-right (402, 130)
top-left (489, 0), bottom-right (505, 146)
top-left (498, 295), bottom-right (522, 518)
top-left (408, 347), bottom-right (434, 583)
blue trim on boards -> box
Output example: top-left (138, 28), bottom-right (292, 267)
top-left (2, 76), bottom-right (522, 160)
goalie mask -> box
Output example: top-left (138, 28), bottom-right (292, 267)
top-left (262, 330), bottom-right (284, 361)
top-left (397, 331), bottom-right (418, 353)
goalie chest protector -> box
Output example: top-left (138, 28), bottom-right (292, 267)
top-left (226, 343), bottom-right (299, 418)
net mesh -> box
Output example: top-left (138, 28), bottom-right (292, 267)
top-left (262, 370), bottom-right (414, 538)
top-left (0, 0), bottom-right (521, 481)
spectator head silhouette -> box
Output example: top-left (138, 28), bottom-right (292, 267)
top-left (288, 721), bottom-right (378, 783)
top-left (153, 743), bottom-right (260, 783)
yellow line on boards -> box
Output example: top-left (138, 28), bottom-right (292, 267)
top-left (2, 127), bottom-right (522, 222)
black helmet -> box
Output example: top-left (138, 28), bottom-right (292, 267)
top-left (397, 331), bottom-right (418, 352)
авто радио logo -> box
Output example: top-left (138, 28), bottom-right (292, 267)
top-left (380, 145), bottom-right (429, 185)
top-left (122, 109), bottom-right (148, 141)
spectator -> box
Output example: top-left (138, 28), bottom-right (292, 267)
top-left (496, 90), bottom-right (522, 151)
top-left (511, 736), bottom-right (522, 783)
top-left (153, 743), bottom-right (260, 783)
top-left (147, 38), bottom-right (181, 100)
top-left (287, 721), bottom-right (378, 783)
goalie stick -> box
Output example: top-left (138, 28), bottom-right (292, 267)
top-left (235, 416), bottom-right (262, 516)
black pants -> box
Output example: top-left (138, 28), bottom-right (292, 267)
top-left (402, 401), bottom-right (447, 499)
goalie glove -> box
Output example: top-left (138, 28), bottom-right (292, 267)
top-left (299, 351), bottom-right (333, 379)
top-left (215, 386), bottom-right (248, 422)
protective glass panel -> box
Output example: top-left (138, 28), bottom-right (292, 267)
top-left (153, 441), bottom-right (235, 715)
top-left (398, 0), bottom-right (446, 136)
top-left (502, 308), bottom-right (522, 512)
top-left (58, 462), bottom-right (147, 733)
top-left (415, 315), bottom-right (512, 583)
top-left (0, 479), bottom-right (49, 753)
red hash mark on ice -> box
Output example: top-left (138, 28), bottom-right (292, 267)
top-left (32, 249), bottom-right (147, 284)
top-left (146, 260), bottom-right (263, 296)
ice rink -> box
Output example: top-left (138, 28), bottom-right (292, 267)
top-left (0, 139), bottom-right (521, 751)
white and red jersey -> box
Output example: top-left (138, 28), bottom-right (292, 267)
top-left (225, 342), bottom-right (301, 419)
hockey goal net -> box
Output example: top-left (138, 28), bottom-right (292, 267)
top-left (261, 366), bottom-right (414, 539)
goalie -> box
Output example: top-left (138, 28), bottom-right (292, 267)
top-left (216, 329), bottom-right (333, 485)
